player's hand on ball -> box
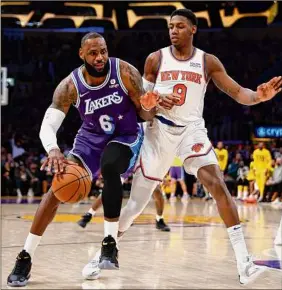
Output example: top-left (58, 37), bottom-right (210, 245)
top-left (140, 91), bottom-right (160, 111)
top-left (40, 148), bottom-right (76, 173)
top-left (158, 93), bottom-right (181, 110)
top-left (257, 76), bottom-right (282, 102)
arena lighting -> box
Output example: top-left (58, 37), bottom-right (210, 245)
top-left (127, 2), bottom-right (211, 27)
top-left (39, 2), bottom-right (118, 29)
top-left (0, 67), bottom-right (13, 106)
top-left (0, 1), bottom-right (279, 28)
top-left (219, 2), bottom-right (278, 27)
top-left (1, 1), bottom-right (118, 29)
top-left (1, 1), bottom-right (29, 5)
top-left (1, 1), bottom-right (34, 27)
top-left (65, 2), bottom-right (103, 17)
top-left (128, 1), bottom-right (278, 28)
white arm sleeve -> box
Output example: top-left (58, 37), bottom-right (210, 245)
top-left (39, 108), bottom-right (66, 154)
top-left (142, 77), bottom-right (155, 92)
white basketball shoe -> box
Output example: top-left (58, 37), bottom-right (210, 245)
top-left (82, 249), bottom-right (101, 280)
top-left (238, 255), bottom-right (267, 285)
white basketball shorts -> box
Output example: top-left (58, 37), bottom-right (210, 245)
top-left (134, 118), bottom-right (218, 180)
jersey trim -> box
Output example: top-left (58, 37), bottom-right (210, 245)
top-left (68, 151), bottom-right (93, 181)
top-left (70, 72), bottom-right (80, 108)
top-left (155, 115), bottom-right (185, 127)
top-left (78, 61), bottom-right (111, 90)
top-left (134, 156), bottom-right (163, 182)
top-left (116, 58), bottom-right (128, 95)
top-left (202, 53), bottom-right (209, 83)
top-left (155, 113), bottom-right (186, 127)
top-left (169, 46), bottom-right (196, 62)
top-left (155, 49), bottom-right (163, 80)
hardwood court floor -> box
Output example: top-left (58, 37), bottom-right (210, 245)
top-left (1, 197), bottom-right (282, 289)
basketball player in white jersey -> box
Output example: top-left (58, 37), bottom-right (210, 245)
top-left (83, 9), bottom-right (282, 284)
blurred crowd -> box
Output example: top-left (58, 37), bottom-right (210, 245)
top-left (1, 27), bottom-right (282, 200)
top-left (2, 135), bottom-right (282, 206)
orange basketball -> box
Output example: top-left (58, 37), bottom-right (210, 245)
top-left (52, 164), bottom-right (91, 203)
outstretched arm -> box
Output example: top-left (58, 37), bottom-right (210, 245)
top-left (40, 76), bottom-right (77, 172)
top-left (206, 54), bottom-right (282, 105)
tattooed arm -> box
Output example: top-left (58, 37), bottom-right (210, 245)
top-left (206, 54), bottom-right (282, 105)
top-left (50, 75), bottom-right (78, 113)
top-left (120, 60), bottom-right (157, 121)
top-left (39, 76), bottom-right (78, 173)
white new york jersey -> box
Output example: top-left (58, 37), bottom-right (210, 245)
top-left (154, 46), bottom-right (208, 126)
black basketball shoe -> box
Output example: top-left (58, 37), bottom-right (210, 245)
top-left (156, 218), bottom-right (171, 232)
top-left (7, 250), bottom-right (32, 287)
top-left (77, 213), bottom-right (92, 228)
top-left (98, 235), bottom-right (119, 270)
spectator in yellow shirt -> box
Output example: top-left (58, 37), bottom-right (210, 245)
top-left (253, 142), bottom-right (272, 201)
top-left (161, 173), bottom-right (172, 197)
top-left (214, 142), bottom-right (228, 172)
top-left (247, 154), bottom-right (255, 194)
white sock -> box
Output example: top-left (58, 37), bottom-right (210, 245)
top-left (171, 192), bottom-right (175, 197)
top-left (237, 191), bottom-right (243, 199)
top-left (156, 214), bottom-right (163, 222)
top-left (23, 233), bottom-right (42, 259)
top-left (243, 191), bottom-right (249, 200)
top-left (104, 221), bottom-right (119, 242)
top-left (227, 225), bottom-right (249, 268)
top-left (183, 192), bottom-right (188, 196)
top-left (88, 208), bottom-right (96, 216)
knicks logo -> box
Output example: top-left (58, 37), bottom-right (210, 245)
top-left (191, 143), bottom-right (204, 153)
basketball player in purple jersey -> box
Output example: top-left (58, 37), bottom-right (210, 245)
top-left (7, 32), bottom-right (179, 287)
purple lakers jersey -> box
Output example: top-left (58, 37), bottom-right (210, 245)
top-left (71, 58), bottom-right (139, 136)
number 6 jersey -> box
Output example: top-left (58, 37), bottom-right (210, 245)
top-left (69, 58), bottom-right (143, 180)
top-left (71, 57), bottom-right (139, 136)
top-left (154, 46), bottom-right (208, 126)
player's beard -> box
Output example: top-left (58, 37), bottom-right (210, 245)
top-left (84, 58), bottom-right (110, 78)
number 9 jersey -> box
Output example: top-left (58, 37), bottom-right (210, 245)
top-left (155, 46), bottom-right (208, 126)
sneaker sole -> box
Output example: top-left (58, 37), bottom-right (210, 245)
top-left (98, 260), bottom-right (119, 270)
top-left (82, 266), bottom-right (101, 280)
top-left (239, 266), bottom-right (268, 286)
top-left (7, 274), bottom-right (30, 287)
top-left (77, 222), bottom-right (88, 228)
top-left (156, 227), bottom-right (171, 232)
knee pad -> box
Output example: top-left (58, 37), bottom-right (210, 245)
top-left (101, 142), bottom-right (132, 179)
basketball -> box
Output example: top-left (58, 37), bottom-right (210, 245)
top-left (52, 164), bottom-right (91, 203)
